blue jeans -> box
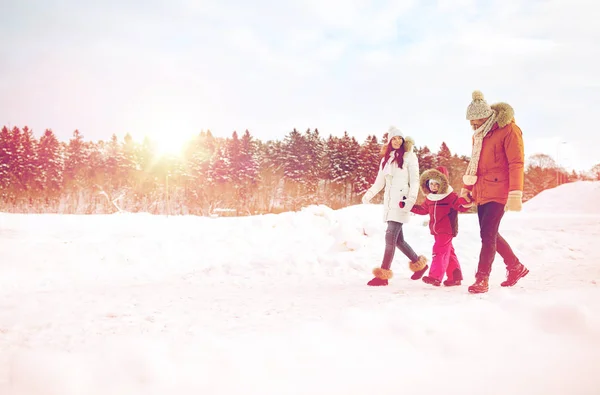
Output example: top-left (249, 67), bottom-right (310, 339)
top-left (381, 221), bottom-right (419, 270)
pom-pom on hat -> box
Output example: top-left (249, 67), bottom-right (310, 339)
top-left (466, 90), bottom-right (494, 120)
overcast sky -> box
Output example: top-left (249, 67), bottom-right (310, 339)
top-left (1, 0), bottom-right (598, 171)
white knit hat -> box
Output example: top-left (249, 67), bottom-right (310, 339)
top-left (388, 126), bottom-right (404, 139)
top-left (466, 90), bottom-right (493, 120)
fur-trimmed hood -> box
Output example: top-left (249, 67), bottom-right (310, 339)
top-left (381, 136), bottom-right (415, 157)
top-left (365, 135), bottom-right (420, 224)
top-left (491, 102), bottom-right (515, 128)
top-left (419, 167), bottom-right (450, 196)
top-left (402, 136), bottom-right (415, 152)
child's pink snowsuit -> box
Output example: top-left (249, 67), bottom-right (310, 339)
top-left (410, 166), bottom-right (469, 282)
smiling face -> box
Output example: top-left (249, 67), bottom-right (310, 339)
top-left (390, 136), bottom-right (403, 150)
top-left (429, 180), bottom-right (440, 193)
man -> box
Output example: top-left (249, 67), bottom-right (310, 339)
top-left (461, 90), bottom-right (529, 294)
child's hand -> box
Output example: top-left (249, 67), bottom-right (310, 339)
top-left (453, 196), bottom-right (471, 211)
top-left (461, 201), bottom-right (474, 209)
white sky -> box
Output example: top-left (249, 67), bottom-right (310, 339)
top-left (1, 0), bottom-right (598, 171)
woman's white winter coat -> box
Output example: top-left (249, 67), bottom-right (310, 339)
top-left (362, 137), bottom-right (420, 224)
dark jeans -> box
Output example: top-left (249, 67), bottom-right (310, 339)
top-left (476, 202), bottom-right (520, 277)
top-left (381, 221), bottom-right (419, 270)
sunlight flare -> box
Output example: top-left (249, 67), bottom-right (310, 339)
top-left (140, 118), bottom-right (197, 157)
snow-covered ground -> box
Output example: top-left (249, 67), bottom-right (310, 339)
top-left (1, 181), bottom-right (599, 395)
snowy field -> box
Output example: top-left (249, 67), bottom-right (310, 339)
top-left (1, 181), bottom-right (599, 395)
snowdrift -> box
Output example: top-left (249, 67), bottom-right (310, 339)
top-left (0, 181), bottom-right (599, 394)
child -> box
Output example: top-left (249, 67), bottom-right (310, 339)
top-left (409, 166), bottom-right (470, 286)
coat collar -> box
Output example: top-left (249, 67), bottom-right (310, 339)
top-left (427, 186), bottom-right (454, 201)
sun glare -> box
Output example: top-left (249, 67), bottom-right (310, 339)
top-left (151, 132), bottom-right (188, 157)
top-left (125, 101), bottom-right (204, 158)
top-left (142, 120), bottom-right (196, 157)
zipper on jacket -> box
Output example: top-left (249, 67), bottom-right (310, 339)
top-left (433, 200), bottom-right (438, 234)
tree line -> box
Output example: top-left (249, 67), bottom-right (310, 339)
top-left (1, 125), bottom-right (598, 215)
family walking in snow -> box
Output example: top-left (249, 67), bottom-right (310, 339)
top-left (362, 90), bottom-right (529, 294)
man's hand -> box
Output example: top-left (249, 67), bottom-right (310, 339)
top-left (505, 190), bottom-right (523, 212)
top-left (460, 188), bottom-right (473, 203)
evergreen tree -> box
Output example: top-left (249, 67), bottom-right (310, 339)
top-left (415, 145), bottom-right (435, 173)
top-left (322, 132), bottom-right (360, 207)
top-left (37, 129), bottom-right (63, 198)
top-left (20, 126), bottom-right (39, 194)
top-left (282, 128), bottom-right (305, 182)
top-left (105, 134), bottom-right (127, 189)
top-left (86, 140), bottom-right (106, 188)
top-left (63, 130), bottom-right (88, 189)
top-left (436, 142), bottom-right (452, 168)
top-left (237, 130), bottom-right (260, 212)
top-left (7, 127), bottom-right (24, 195)
top-left (281, 128), bottom-right (307, 209)
top-left (0, 126), bottom-right (14, 193)
top-left (302, 128), bottom-right (324, 200)
top-left (355, 135), bottom-right (380, 197)
top-left (257, 139), bottom-right (285, 212)
top-left (239, 130), bottom-right (260, 186)
top-left (122, 133), bottom-right (139, 181)
top-left (226, 131), bottom-right (242, 185)
top-left (208, 143), bottom-right (231, 185)
top-left (180, 130), bottom-right (218, 215)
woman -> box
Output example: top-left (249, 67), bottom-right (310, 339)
top-left (362, 126), bottom-right (428, 286)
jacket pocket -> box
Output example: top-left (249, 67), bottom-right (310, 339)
top-left (482, 172), bottom-right (509, 199)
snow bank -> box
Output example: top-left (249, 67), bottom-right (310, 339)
top-left (4, 289), bottom-right (600, 395)
top-left (524, 181), bottom-right (600, 214)
top-left (1, 181), bottom-right (600, 394)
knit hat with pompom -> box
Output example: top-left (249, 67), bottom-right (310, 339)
top-left (466, 90), bottom-right (494, 120)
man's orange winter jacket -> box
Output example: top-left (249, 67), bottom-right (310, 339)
top-left (464, 102), bottom-right (525, 206)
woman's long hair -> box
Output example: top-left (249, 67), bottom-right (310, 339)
top-left (380, 138), bottom-right (406, 170)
